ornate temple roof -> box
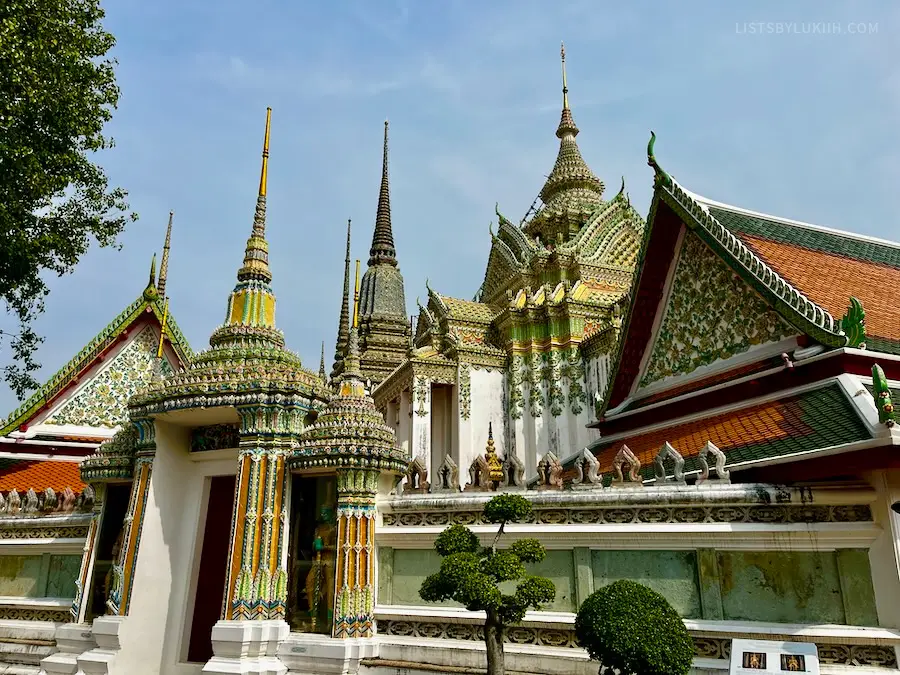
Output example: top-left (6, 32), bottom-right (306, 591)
top-left (131, 108), bottom-right (328, 415)
top-left (583, 382), bottom-right (876, 483)
top-left (600, 133), bottom-right (900, 418)
top-left (0, 219), bottom-right (192, 437)
top-left (698, 198), bottom-right (900, 355)
top-left (523, 44), bottom-right (605, 243)
top-left (291, 263), bottom-right (406, 473)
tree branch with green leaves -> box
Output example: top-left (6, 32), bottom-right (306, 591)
top-left (0, 0), bottom-right (136, 398)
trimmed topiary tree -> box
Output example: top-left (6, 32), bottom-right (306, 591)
top-left (420, 494), bottom-right (555, 675)
top-left (575, 579), bottom-right (694, 675)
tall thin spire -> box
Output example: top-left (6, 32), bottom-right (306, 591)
top-left (222, 107), bottom-right (279, 333)
top-left (341, 260), bottom-right (363, 387)
top-left (157, 211), bottom-right (174, 297)
top-left (318, 341), bottom-right (326, 380)
top-left (368, 121), bottom-right (397, 267)
top-left (525, 43), bottom-right (603, 235)
top-left (556, 42), bottom-right (578, 139)
top-left (332, 219), bottom-right (352, 379)
top-left (236, 107), bottom-right (273, 285)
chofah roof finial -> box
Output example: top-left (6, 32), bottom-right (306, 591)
top-left (143, 254), bottom-right (159, 300)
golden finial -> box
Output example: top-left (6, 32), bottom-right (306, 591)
top-left (485, 422), bottom-right (503, 483)
top-left (156, 296), bottom-right (169, 359)
top-left (561, 42), bottom-right (569, 111)
top-left (259, 107), bottom-right (272, 197)
top-left (352, 259), bottom-right (361, 328)
top-left (148, 253), bottom-right (157, 287)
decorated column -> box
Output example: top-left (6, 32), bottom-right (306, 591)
top-left (291, 261), bottom-right (406, 652)
top-left (333, 468), bottom-right (378, 638)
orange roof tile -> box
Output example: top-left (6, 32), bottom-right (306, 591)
top-left (588, 385), bottom-right (870, 478)
top-left (0, 460), bottom-right (85, 494)
top-left (741, 235), bottom-right (900, 345)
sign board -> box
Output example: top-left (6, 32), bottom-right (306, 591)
top-left (729, 639), bottom-right (819, 674)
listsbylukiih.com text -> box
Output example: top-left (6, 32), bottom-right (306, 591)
top-left (736, 22), bottom-right (879, 35)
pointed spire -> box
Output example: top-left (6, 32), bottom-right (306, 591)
top-left (527, 44), bottom-right (604, 231)
top-left (557, 42), bottom-right (578, 138)
top-left (220, 107), bottom-right (279, 335)
top-left (237, 107), bottom-right (273, 285)
top-left (340, 260), bottom-right (365, 393)
top-left (331, 219), bottom-right (352, 380)
top-left (368, 120), bottom-right (397, 267)
top-left (157, 211), bottom-right (173, 297)
top-left (318, 341), bottom-right (326, 380)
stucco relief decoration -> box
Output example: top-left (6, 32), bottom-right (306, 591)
top-left (49, 326), bottom-right (174, 428)
top-left (191, 424), bottom-right (240, 452)
top-left (459, 364), bottom-right (471, 420)
top-left (546, 350), bottom-right (565, 417)
top-left (639, 232), bottom-right (794, 388)
top-left (564, 347), bottom-right (587, 415)
top-left (414, 377), bottom-right (430, 417)
top-left (508, 354), bottom-right (526, 420)
top-left (528, 353), bottom-right (544, 417)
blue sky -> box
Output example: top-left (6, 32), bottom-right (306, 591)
top-left (1, 0), bottom-right (897, 413)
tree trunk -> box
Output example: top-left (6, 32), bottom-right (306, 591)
top-left (484, 611), bottom-right (505, 675)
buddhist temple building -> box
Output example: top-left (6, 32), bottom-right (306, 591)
top-left (0, 47), bottom-right (894, 675)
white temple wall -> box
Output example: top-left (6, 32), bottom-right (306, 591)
top-left (112, 420), bottom-right (193, 675)
top-left (430, 384), bottom-right (453, 474)
top-left (466, 369), bottom-right (506, 474)
top-left (412, 379), bottom-right (432, 477)
top-left (397, 388), bottom-right (412, 459)
top-left (866, 468), bottom-right (900, 628)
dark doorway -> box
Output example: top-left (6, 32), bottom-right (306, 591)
top-left (88, 483), bottom-right (131, 619)
top-left (187, 474), bottom-right (236, 663)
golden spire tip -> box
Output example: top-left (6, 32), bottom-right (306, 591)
top-left (259, 107), bottom-right (272, 197)
top-left (561, 42), bottom-right (569, 110)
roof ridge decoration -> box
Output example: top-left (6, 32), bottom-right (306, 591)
top-left (331, 218), bottom-right (353, 381)
top-left (144, 254), bottom-right (157, 300)
top-left (645, 132), bottom-right (847, 347)
top-left (368, 120), bottom-right (397, 267)
top-left (157, 211), bottom-right (174, 297)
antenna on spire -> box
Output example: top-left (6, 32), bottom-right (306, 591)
top-left (259, 107), bottom-right (272, 197)
top-left (561, 42), bottom-right (569, 110)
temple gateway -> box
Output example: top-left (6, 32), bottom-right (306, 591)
top-left (0, 48), bottom-right (898, 675)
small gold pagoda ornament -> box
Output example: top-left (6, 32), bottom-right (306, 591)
top-left (485, 422), bottom-right (503, 484)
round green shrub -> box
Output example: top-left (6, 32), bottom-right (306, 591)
top-left (483, 493), bottom-right (532, 524)
top-left (434, 523), bottom-right (479, 556)
top-left (509, 538), bottom-right (545, 563)
top-left (575, 580), bottom-right (694, 675)
top-left (482, 551), bottom-right (525, 583)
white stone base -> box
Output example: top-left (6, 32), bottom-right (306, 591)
top-left (202, 620), bottom-right (289, 675)
top-left (39, 623), bottom-right (96, 675)
top-left (279, 634), bottom-right (378, 675)
top-left (75, 615), bottom-right (128, 675)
